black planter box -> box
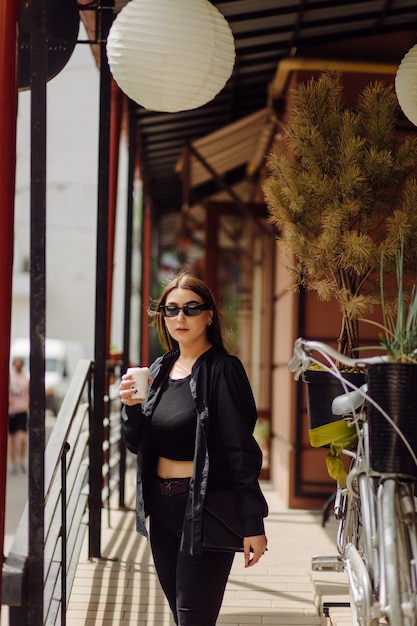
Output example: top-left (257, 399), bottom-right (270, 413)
top-left (303, 369), bottom-right (365, 448)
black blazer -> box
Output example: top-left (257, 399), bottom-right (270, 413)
top-left (122, 344), bottom-right (268, 555)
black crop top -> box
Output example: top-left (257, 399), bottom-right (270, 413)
top-left (150, 376), bottom-right (197, 461)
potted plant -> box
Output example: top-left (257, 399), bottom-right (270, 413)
top-left (263, 71), bottom-right (417, 445)
top-left (363, 243), bottom-right (417, 477)
top-left (263, 71), bottom-right (417, 360)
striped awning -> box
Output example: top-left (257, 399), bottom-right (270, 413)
top-left (175, 108), bottom-right (275, 188)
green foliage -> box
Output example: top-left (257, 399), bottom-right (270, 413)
top-left (364, 243), bottom-right (417, 362)
top-left (263, 71), bottom-right (417, 358)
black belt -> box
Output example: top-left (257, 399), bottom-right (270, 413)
top-left (158, 477), bottom-right (190, 496)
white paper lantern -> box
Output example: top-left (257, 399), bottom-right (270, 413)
top-left (395, 44), bottom-right (417, 127)
top-left (106, 0), bottom-right (235, 113)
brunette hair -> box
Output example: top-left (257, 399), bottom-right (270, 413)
top-left (152, 272), bottom-right (225, 352)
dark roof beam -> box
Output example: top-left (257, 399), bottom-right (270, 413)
top-left (187, 144), bottom-right (271, 236)
top-left (218, 0), bottom-right (307, 19)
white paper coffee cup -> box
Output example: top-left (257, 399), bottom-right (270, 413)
top-left (127, 367), bottom-right (150, 399)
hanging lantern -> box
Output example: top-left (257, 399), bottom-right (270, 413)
top-left (106, 0), bottom-right (235, 113)
top-left (395, 44), bottom-right (417, 127)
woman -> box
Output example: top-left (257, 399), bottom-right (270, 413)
top-left (119, 272), bottom-right (268, 626)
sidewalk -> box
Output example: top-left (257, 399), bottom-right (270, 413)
top-left (67, 475), bottom-right (352, 626)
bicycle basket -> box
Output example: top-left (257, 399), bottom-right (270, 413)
top-left (303, 369), bottom-right (364, 448)
top-left (367, 363), bottom-right (417, 478)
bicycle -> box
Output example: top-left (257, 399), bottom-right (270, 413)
top-left (289, 337), bottom-right (417, 626)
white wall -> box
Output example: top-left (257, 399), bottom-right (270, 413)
top-left (12, 23), bottom-right (130, 362)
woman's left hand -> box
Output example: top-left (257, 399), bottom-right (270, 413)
top-left (244, 534), bottom-right (268, 567)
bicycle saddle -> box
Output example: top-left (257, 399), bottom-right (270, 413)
top-left (332, 384), bottom-right (368, 416)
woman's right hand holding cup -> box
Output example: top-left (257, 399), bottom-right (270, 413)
top-left (119, 369), bottom-right (149, 405)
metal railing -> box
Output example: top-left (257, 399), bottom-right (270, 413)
top-left (1, 358), bottom-right (126, 625)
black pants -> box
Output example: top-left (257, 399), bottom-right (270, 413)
top-left (149, 478), bottom-right (235, 626)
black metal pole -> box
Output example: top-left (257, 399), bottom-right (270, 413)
top-left (89, 0), bottom-right (114, 558)
top-left (119, 99), bottom-right (136, 508)
top-left (61, 442), bottom-right (70, 626)
top-left (28, 0), bottom-right (47, 622)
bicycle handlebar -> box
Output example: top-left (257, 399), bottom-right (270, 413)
top-left (290, 338), bottom-right (417, 482)
top-left (289, 337), bottom-right (386, 380)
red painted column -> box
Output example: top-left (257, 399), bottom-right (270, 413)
top-left (0, 0), bottom-right (19, 605)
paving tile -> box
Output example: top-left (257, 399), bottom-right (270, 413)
top-left (65, 479), bottom-right (351, 626)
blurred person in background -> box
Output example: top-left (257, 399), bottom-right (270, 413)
top-left (8, 357), bottom-right (29, 474)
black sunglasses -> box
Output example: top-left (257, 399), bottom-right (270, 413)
top-left (159, 303), bottom-right (210, 318)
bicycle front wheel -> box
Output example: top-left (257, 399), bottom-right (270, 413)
top-left (378, 478), bottom-right (417, 626)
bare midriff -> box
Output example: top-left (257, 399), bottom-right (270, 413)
top-left (157, 456), bottom-right (194, 479)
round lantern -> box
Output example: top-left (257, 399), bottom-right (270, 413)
top-left (395, 44), bottom-right (417, 127)
top-left (106, 0), bottom-right (235, 113)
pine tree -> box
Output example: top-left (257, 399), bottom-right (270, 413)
top-left (264, 71), bottom-right (417, 358)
